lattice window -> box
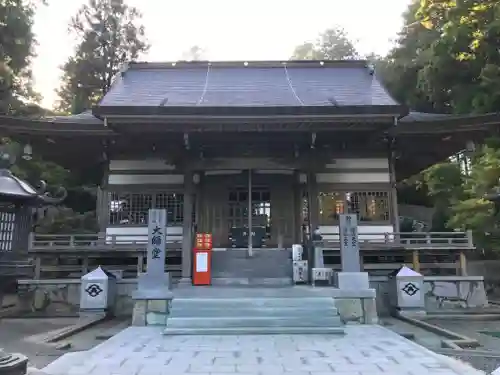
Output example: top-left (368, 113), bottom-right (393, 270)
top-left (0, 205), bottom-right (15, 251)
top-left (155, 193), bottom-right (184, 225)
top-left (109, 192), bottom-right (184, 226)
top-left (347, 191), bottom-right (389, 222)
top-left (109, 193), bottom-right (152, 225)
top-left (318, 192), bottom-right (345, 225)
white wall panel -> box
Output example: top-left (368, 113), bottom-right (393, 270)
top-left (319, 225), bottom-right (394, 241)
top-left (108, 174), bottom-right (184, 185)
top-left (316, 172), bottom-right (390, 184)
top-left (325, 158), bottom-right (389, 170)
top-left (109, 159), bottom-right (176, 171)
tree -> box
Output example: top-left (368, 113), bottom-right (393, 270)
top-left (376, 0), bottom-right (443, 112)
top-left (446, 144), bottom-right (500, 252)
top-left (0, 0), bottom-right (41, 114)
top-left (181, 45), bottom-right (205, 61)
top-left (56, 0), bottom-right (149, 113)
top-left (291, 27), bottom-right (359, 60)
top-left (416, 0), bottom-right (500, 113)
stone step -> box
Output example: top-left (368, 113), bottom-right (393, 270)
top-left (169, 305), bottom-right (338, 318)
top-left (171, 297), bottom-right (335, 309)
top-left (163, 326), bottom-right (345, 335)
top-left (210, 277), bottom-right (292, 286)
top-left (167, 316), bottom-right (342, 329)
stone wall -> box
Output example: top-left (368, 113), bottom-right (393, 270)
top-left (468, 260), bottom-right (500, 295)
top-left (16, 275), bottom-right (488, 318)
top-left (370, 276), bottom-right (488, 316)
top-left (17, 279), bottom-right (137, 316)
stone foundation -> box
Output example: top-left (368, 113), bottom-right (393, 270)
top-left (132, 299), bottom-right (171, 326)
top-left (371, 276), bottom-right (488, 316)
top-left (17, 279), bottom-right (137, 316)
top-left (16, 275), bottom-right (488, 318)
top-left (331, 289), bottom-right (378, 324)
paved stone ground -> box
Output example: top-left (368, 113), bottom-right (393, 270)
top-left (42, 325), bottom-right (485, 375)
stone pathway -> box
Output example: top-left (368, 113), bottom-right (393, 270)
top-left (40, 325), bottom-right (486, 375)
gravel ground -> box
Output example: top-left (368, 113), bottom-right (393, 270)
top-left (0, 316), bottom-right (130, 369)
top-left (0, 317), bottom-right (78, 368)
top-left (425, 318), bottom-right (500, 374)
top-left (382, 316), bottom-right (500, 374)
top-left (446, 354), bottom-right (500, 374)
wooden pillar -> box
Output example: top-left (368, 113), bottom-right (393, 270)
top-left (412, 250), bottom-right (420, 272)
top-left (293, 171), bottom-right (303, 243)
top-left (307, 172), bottom-right (319, 233)
top-left (98, 161), bottom-right (110, 233)
top-left (81, 256), bottom-right (89, 275)
top-left (137, 254), bottom-right (144, 275)
top-left (388, 137), bottom-right (400, 233)
top-left (458, 251), bottom-right (468, 276)
top-left (34, 256), bottom-right (41, 279)
top-left (307, 171), bottom-right (319, 277)
top-left (181, 170), bottom-right (194, 281)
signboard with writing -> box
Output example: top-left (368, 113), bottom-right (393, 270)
top-left (146, 209), bottom-right (167, 276)
top-left (339, 214), bottom-right (361, 272)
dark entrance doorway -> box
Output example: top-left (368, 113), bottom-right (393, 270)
top-left (228, 186), bottom-right (271, 248)
top-left (199, 170), bottom-right (296, 249)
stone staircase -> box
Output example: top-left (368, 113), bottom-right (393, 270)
top-left (163, 287), bottom-right (344, 335)
top-left (211, 249), bottom-right (292, 286)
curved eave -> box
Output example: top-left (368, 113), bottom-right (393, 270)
top-left (94, 104), bottom-right (407, 119)
top-left (0, 170), bottom-right (40, 202)
top-left (394, 112), bottom-right (500, 135)
top-left (0, 115), bottom-right (114, 136)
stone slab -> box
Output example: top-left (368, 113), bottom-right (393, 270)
top-left (329, 288), bottom-right (376, 298)
top-left (42, 325), bottom-right (485, 375)
top-left (334, 271), bottom-right (370, 290)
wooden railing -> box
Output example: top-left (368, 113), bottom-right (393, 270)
top-left (29, 233), bottom-right (182, 253)
top-left (315, 230), bottom-right (474, 276)
top-left (28, 233), bottom-right (183, 279)
top-left (317, 231), bottom-right (474, 249)
top-left (27, 231), bottom-right (475, 279)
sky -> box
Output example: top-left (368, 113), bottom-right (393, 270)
top-left (32, 0), bottom-right (413, 109)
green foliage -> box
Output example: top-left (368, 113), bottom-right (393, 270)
top-left (383, 0), bottom-right (500, 254)
top-left (416, 0), bottom-right (500, 113)
top-left (418, 145), bottom-right (500, 251)
top-left (376, 0), bottom-right (443, 112)
top-left (56, 0), bottom-right (149, 113)
top-left (291, 27), bottom-right (359, 60)
top-left (35, 207), bottom-right (98, 234)
top-left (421, 162), bottom-right (464, 201)
top-left (0, 0), bottom-right (42, 114)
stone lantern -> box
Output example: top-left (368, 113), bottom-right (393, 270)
top-left (0, 349), bottom-right (28, 375)
top-left (0, 142), bottom-right (67, 322)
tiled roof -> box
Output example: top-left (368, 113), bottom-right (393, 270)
top-left (399, 111), bottom-right (455, 122)
top-left (98, 61), bottom-right (398, 108)
top-left (48, 110), bottom-right (103, 124)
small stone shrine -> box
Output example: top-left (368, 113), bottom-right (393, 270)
top-left (80, 266), bottom-right (117, 317)
top-left (389, 265), bottom-right (426, 317)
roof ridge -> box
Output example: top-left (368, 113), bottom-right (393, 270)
top-left (127, 60), bottom-right (370, 70)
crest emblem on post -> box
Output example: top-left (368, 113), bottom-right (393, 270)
top-left (85, 283), bottom-right (103, 297)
